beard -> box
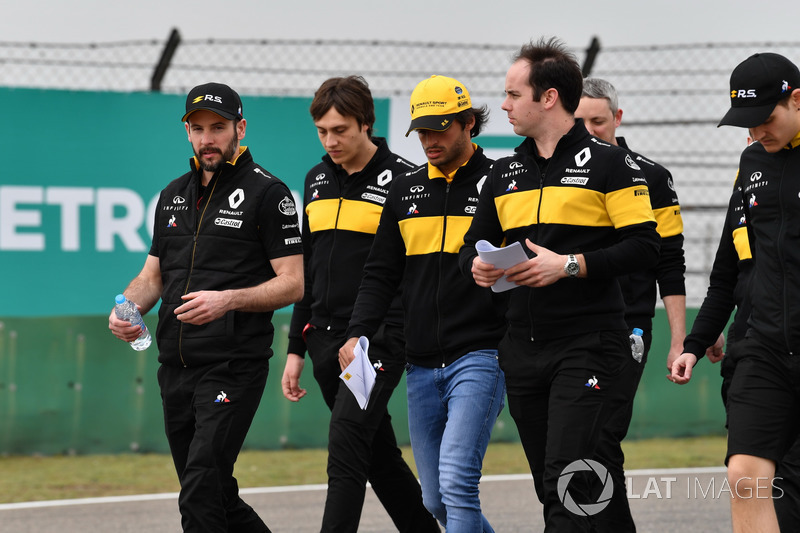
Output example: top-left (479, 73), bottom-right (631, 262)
top-left (195, 134), bottom-right (239, 173)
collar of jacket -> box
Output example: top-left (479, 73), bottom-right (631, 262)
top-left (514, 118), bottom-right (591, 158)
top-left (188, 145), bottom-right (252, 173)
top-left (425, 144), bottom-right (487, 181)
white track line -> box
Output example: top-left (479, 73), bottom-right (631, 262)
top-left (0, 468), bottom-right (727, 511)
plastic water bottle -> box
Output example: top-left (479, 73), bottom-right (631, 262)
top-left (114, 294), bottom-right (152, 351)
top-left (629, 327), bottom-right (644, 363)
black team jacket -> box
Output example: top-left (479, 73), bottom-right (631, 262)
top-left (287, 138), bottom-right (415, 357)
top-left (347, 146), bottom-right (508, 368)
top-left (459, 120), bottom-right (661, 341)
top-left (682, 178), bottom-right (752, 359)
top-left (151, 147), bottom-right (303, 367)
top-left (616, 137), bottom-right (685, 333)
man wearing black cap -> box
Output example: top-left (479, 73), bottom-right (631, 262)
top-left (671, 53), bottom-right (800, 533)
top-left (340, 74), bottom-right (507, 532)
top-left (108, 82), bottom-right (304, 532)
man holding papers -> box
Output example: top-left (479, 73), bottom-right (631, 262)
top-left (282, 76), bottom-right (436, 533)
top-left (459, 39), bottom-right (660, 532)
top-left (340, 75), bottom-right (508, 532)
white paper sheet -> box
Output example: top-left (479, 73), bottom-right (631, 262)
top-left (475, 239), bottom-right (530, 292)
top-left (339, 336), bottom-right (377, 410)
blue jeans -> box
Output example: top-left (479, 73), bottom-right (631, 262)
top-left (406, 350), bottom-right (506, 533)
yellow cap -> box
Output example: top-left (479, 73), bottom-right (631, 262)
top-left (406, 75), bottom-right (472, 136)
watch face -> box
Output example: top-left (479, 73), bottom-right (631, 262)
top-left (565, 257), bottom-right (579, 276)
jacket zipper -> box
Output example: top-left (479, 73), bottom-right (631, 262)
top-left (530, 166), bottom-right (546, 342)
top-left (178, 175), bottom-right (220, 367)
top-left (324, 170), bottom-right (345, 331)
top-left (437, 180), bottom-right (451, 367)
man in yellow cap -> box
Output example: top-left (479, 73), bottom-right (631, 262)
top-left (340, 75), bottom-right (508, 532)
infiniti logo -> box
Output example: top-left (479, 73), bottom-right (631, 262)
top-left (173, 196), bottom-right (186, 204)
top-left (750, 171), bottom-right (762, 182)
top-left (315, 173), bottom-right (326, 181)
top-left (410, 185), bottom-right (425, 193)
top-left (509, 161), bottom-right (523, 169)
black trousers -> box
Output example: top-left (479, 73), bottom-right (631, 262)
top-left (306, 324), bottom-right (438, 533)
top-left (720, 342), bottom-right (800, 532)
top-left (158, 358), bottom-right (271, 533)
top-left (501, 327), bottom-right (640, 533)
top-left (589, 329), bottom-right (652, 533)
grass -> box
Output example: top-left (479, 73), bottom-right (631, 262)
top-left (0, 436), bottom-right (727, 504)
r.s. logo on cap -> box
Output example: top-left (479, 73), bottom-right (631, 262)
top-left (731, 89), bottom-right (757, 99)
top-left (193, 95), bottom-right (223, 104)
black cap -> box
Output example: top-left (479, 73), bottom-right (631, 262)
top-left (718, 53), bottom-right (800, 128)
top-left (181, 82), bottom-right (243, 122)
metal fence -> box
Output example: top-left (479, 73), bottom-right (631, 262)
top-left (2, 31), bottom-right (798, 305)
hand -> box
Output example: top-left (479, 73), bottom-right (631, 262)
top-left (108, 307), bottom-right (145, 343)
top-left (471, 255), bottom-right (504, 288)
top-left (175, 291), bottom-right (229, 325)
top-left (668, 352), bottom-right (698, 385)
top-left (338, 337), bottom-right (359, 372)
top-left (504, 239), bottom-right (566, 288)
top-left (705, 333), bottom-right (725, 364)
top-left (666, 339), bottom-right (685, 372)
top-left (281, 353), bottom-right (307, 402)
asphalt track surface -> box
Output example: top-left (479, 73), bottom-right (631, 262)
top-left (1, 468), bottom-right (734, 532)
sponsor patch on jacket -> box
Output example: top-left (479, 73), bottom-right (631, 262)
top-left (215, 217), bottom-right (243, 228)
top-left (361, 192), bottom-right (386, 204)
top-left (625, 155), bottom-right (641, 170)
top-left (561, 176), bottom-right (589, 185)
top-left (279, 196), bottom-right (297, 216)
top-left (284, 237), bottom-right (302, 245)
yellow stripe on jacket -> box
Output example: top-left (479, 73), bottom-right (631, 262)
top-left (494, 185), bottom-right (655, 231)
top-left (399, 216), bottom-right (474, 256)
top-left (306, 198), bottom-right (383, 234)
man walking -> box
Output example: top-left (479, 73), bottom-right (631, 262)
top-left (671, 52), bottom-right (800, 533)
top-left (459, 39), bottom-right (660, 531)
top-left (281, 76), bottom-right (437, 532)
top-left (341, 75), bottom-right (507, 532)
top-left (108, 82), bottom-right (304, 532)
top-left (575, 77), bottom-right (686, 532)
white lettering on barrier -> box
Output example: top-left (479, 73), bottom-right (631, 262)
top-left (0, 186), bottom-right (303, 252)
top-left (0, 186), bottom-right (154, 252)
top-left (0, 186), bottom-right (44, 250)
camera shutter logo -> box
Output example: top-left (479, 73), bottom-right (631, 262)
top-left (557, 459), bottom-right (614, 516)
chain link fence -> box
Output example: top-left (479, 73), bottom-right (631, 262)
top-left (2, 33), bottom-right (798, 305)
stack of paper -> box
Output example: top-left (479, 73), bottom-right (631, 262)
top-left (475, 240), bottom-right (529, 292)
top-left (339, 336), bottom-right (376, 410)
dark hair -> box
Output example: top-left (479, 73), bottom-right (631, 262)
top-left (454, 105), bottom-right (489, 138)
top-left (310, 76), bottom-right (376, 137)
top-left (513, 37), bottom-right (584, 114)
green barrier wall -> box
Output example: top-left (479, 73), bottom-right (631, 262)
top-left (0, 308), bottom-right (726, 455)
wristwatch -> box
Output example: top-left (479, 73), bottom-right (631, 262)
top-left (564, 254), bottom-right (579, 277)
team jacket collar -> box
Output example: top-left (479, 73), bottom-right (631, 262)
top-left (189, 145), bottom-right (251, 173)
top-left (514, 118), bottom-right (591, 159)
top-left (425, 144), bottom-right (487, 182)
top-left (787, 131), bottom-right (800, 150)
